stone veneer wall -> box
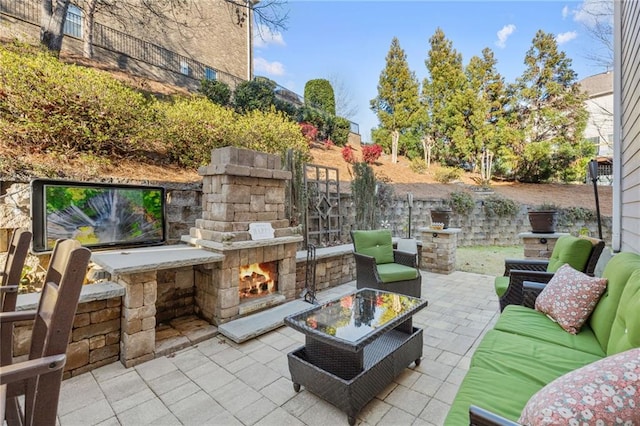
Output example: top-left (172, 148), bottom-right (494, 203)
top-left (12, 295), bottom-right (122, 378)
top-left (295, 249), bottom-right (356, 297)
top-left (156, 267), bottom-right (196, 324)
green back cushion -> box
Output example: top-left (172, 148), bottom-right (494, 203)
top-left (352, 230), bottom-right (394, 264)
top-left (606, 269), bottom-right (640, 355)
top-left (546, 235), bottom-right (593, 273)
top-left (589, 252), bottom-right (640, 352)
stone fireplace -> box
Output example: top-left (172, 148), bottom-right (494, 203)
top-left (182, 147), bottom-right (303, 325)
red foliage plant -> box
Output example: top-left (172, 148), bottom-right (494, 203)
top-left (324, 139), bottom-right (335, 149)
top-left (362, 144), bottom-right (383, 164)
top-left (299, 122), bottom-right (319, 143)
top-left (341, 145), bottom-right (355, 164)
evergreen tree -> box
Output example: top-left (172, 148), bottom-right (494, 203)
top-left (304, 79), bottom-right (336, 115)
top-left (421, 28), bottom-right (466, 167)
top-left (512, 30), bottom-right (589, 182)
top-left (370, 37), bottom-right (420, 164)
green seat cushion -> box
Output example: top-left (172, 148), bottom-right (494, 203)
top-left (607, 269), bottom-right (640, 355)
top-left (376, 263), bottom-right (418, 283)
top-left (546, 235), bottom-right (594, 272)
top-left (494, 305), bottom-right (606, 356)
top-left (589, 252), bottom-right (640, 352)
top-left (352, 230), bottom-right (394, 264)
top-left (494, 276), bottom-right (509, 297)
top-left (444, 366), bottom-right (542, 425)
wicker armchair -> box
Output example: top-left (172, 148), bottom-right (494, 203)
top-left (351, 230), bottom-right (421, 298)
top-left (495, 235), bottom-right (604, 311)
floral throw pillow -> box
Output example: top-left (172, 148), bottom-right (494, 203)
top-left (519, 348), bottom-right (640, 425)
top-left (535, 263), bottom-right (607, 334)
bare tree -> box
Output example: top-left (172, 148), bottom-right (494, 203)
top-left (328, 73), bottom-right (359, 120)
top-left (40, 0), bottom-right (71, 54)
top-left (574, 0), bottom-right (613, 70)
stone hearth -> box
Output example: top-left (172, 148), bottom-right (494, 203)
top-left (182, 147), bottom-right (303, 325)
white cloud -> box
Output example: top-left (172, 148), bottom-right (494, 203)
top-left (495, 24), bottom-right (516, 48)
top-left (253, 24), bottom-right (285, 48)
top-left (562, 5), bottom-right (570, 19)
top-left (556, 31), bottom-right (578, 44)
top-left (254, 57), bottom-right (285, 76)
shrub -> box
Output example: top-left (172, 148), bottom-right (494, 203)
top-left (199, 79), bottom-right (231, 106)
top-left (300, 122), bottom-right (319, 143)
top-left (331, 116), bottom-right (351, 146)
top-left (0, 44), bottom-right (153, 158)
top-left (362, 144), bottom-right (382, 164)
top-left (483, 196), bottom-right (519, 217)
top-left (434, 166), bottom-right (463, 183)
top-left (449, 191), bottom-right (475, 215)
top-left (150, 96), bottom-right (236, 168)
top-left (233, 78), bottom-right (276, 113)
top-left (231, 108), bottom-right (309, 157)
top-left (304, 79), bottom-right (336, 115)
top-left (342, 146), bottom-right (356, 164)
top-left (324, 139), bottom-right (334, 149)
top-left (409, 158), bottom-right (428, 174)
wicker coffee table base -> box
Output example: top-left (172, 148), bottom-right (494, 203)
top-left (287, 327), bottom-right (423, 425)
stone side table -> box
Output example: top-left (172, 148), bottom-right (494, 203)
top-left (518, 232), bottom-right (569, 259)
top-left (418, 227), bottom-right (461, 274)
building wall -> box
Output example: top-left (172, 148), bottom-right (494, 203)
top-left (616, 1), bottom-right (640, 254)
top-left (0, 0), bottom-right (248, 85)
top-left (584, 92), bottom-right (614, 156)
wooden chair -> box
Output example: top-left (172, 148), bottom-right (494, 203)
top-left (1, 229), bottom-right (32, 313)
top-left (351, 230), bottom-right (421, 298)
top-left (1, 239), bottom-right (91, 426)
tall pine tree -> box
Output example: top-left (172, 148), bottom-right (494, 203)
top-left (512, 30), bottom-right (589, 182)
top-left (370, 37), bottom-right (420, 164)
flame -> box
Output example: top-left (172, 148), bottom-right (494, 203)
top-left (239, 262), bottom-right (277, 299)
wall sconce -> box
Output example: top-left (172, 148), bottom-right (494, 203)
top-left (236, 7), bottom-right (247, 26)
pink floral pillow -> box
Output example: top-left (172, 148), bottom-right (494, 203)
top-left (535, 263), bottom-right (607, 334)
top-left (519, 348), bottom-right (640, 425)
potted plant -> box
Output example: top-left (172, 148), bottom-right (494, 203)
top-left (430, 206), bottom-right (452, 229)
top-left (528, 204), bottom-right (559, 234)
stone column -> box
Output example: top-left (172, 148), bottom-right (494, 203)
top-left (419, 228), bottom-right (461, 274)
top-left (518, 232), bottom-right (569, 259)
top-left (118, 271), bottom-right (157, 367)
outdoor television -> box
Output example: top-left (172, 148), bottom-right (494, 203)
top-left (31, 179), bottom-right (166, 253)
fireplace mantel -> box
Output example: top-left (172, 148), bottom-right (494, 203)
top-left (182, 235), bottom-right (303, 252)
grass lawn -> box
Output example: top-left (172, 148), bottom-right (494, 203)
top-left (455, 245), bottom-right (523, 276)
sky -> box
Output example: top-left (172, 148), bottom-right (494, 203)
top-left (252, 0), bottom-right (612, 142)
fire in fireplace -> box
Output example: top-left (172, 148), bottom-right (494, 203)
top-left (239, 262), bottom-right (278, 299)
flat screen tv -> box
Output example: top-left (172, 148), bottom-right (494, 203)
top-left (31, 179), bottom-right (166, 252)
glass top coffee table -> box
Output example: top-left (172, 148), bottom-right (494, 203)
top-left (285, 288), bottom-right (428, 425)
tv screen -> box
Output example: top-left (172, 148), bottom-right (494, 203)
top-left (31, 179), bottom-right (166, 252)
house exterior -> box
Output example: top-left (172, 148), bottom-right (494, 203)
top-left (580, 71), bottom-right (614, 157)
top-left (0, 0), bottom-right (250, 90)
top-left (614, 0), bottom-right (640, 253)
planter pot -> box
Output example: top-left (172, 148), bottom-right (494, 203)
top-left (430, 209), bottom-right (452, 229)
top-left (528, 210), bottom-right (558, 233)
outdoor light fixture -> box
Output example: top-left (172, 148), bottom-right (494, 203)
top-left (407, 192), bottom-right (414, 238)
top-left (589, 159), bottom-right (603, 240)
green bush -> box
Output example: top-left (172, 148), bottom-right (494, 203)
top-left (304, 79), bottom-right (336, 115)
top-left (483, 196), bottom-right (519, 217)
top-left (0, 43), bottom-right (153, 158)
top-left (150, 96), bottom-right (236, 168)
top-left (409, 158), bottom-right (427, 174)
top-left (231, 108), bottom-right (309, 157)
top-left (199, 79), bottom-right (231, 106)
top-left (449, 191), bottom-right (475, 215)
top-left (434, 166), bottom-right (463, 183)
top-left (233, 78), bottom-right (276, 113)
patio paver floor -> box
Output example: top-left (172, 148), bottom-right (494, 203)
top-left (57, 270), bottom-right (498, 426)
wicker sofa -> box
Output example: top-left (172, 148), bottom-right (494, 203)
top-left (445, 251), bottom-right (640, 425)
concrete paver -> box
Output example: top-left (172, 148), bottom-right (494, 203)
top-left (57, 270), bottom-right (498, 425)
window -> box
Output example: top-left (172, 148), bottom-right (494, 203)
top-left (180, 60), bottom-right (190, 76)
top-left (587, 136), bottom-right (600, 146)
top-left (64, 4), bottom-right (82, 38)
top-left (205, 67), bottom-right (217, 81)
